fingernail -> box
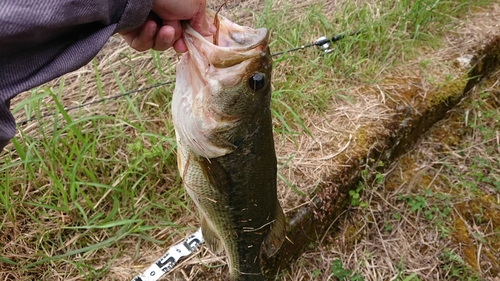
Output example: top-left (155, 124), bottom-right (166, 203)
top-left (148, 26), bottom-right (156, 37)
top-left (163, 35), bottom-right (173, 47)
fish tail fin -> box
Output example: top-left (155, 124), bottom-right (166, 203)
top-left (261, 202), bottom-right (287, 257)
top-left (202, 216), bottom-right (224, 254)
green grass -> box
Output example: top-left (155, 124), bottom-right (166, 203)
top-left (0, 0), bottom-right (496, 280)
top-left (1, 50), bottom-right (187, 279)
top-left (261, 0), bottom-right (491, 138)
top-left (375, 75), bottom-right (499, 279)
top-left (330, 259), bottom-right (364, 281)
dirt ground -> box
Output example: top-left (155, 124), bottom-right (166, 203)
top-left (2, 0), bottom-right (500, 281)
top-left (129, 1), bottom-right (500, 280)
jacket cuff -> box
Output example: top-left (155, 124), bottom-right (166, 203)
top-left (116, 0), bottom-right (154, 33)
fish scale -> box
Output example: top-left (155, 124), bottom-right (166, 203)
top-left (172, 10), bottom-right (286, 281)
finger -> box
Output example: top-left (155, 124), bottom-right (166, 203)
top-left (152, 0), bottom-right (215, 36)
top-left (152, 24), bottom-right (176, 51)
top-left (121, 20), bottom-right (157, 51)
top-left (189, 6), bottom-right (216, 36)
top-left (173, 38), bottom-right (188, 53)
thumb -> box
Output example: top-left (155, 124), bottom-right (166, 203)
top-left (189, 8), bottom-right (216, 36)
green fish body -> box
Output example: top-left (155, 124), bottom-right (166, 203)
top-left (172, 11), bottom-right (286, 281)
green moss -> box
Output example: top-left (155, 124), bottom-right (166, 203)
top-left (343, 217), bottom-right (365, 247)
top-left (354, 127), bottom-right (373, 149)
top-left (426, 76), bottom-right (468, 107)
top-left (453, 195), bottom-right (500, 274)
top-left (385, 153), bottom-right (418, 191)
top-left (451, 216), bottom-right (477, 270)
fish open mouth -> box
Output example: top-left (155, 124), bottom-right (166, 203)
top-left (181, 10), bottom-right (269, 68)
top-left (172, 10), bottom-right (273, 159)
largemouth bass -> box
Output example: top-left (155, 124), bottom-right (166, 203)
top-left (171, 11), bottom-right (286, 281)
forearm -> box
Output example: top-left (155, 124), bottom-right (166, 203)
top-left (1, 0), bottom-right (149, 52)
top-left (0, 0), bottom-right (153, 94)
top-left (0, 0), bottom-right (153, 151)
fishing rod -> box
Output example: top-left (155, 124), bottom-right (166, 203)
top-left (129, 31), bottom-right (359, 281)
top-left (271, 30), bottom-right (360, 56)
top-left (10, 32), bottom-right (360, 280)
top-left (16, 31), bottom-right (359, 127)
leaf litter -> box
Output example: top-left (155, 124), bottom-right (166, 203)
top-left (2, 0), bottom-right (500, 280)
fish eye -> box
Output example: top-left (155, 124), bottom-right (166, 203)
top-left (248, 72), bottom-right (266, 92)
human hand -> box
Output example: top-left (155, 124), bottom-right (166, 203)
top-left (120, 0), bottom-right (215, 53)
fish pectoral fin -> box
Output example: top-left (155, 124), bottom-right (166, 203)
top-left (199, 157), bottom-right (232, 194)
top-left (261, 202), bottom-right (287, 258)
top-left (202, 216), bottom-right (224, 254)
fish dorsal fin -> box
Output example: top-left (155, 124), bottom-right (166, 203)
top-left (261, 202), bottom-right (287, 257)
top-left (202, 216), bottom-right (224, 254)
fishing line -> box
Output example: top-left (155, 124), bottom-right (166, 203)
top-left (271, 31), bottom-right (360, 56)
top-left (16, 82), bottom-right (172, 126)
top-left (16, 32), bottom-right (358, 127)
top-left (128, 32), bottom-right (358, 280)
top-left (12, 32), bottom-right (357, 280)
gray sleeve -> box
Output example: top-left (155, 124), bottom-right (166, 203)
top-left (0, 0), bottom-right (153, 151)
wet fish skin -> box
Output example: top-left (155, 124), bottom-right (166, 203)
top-left (172, 11), bottom-right (286, 281)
